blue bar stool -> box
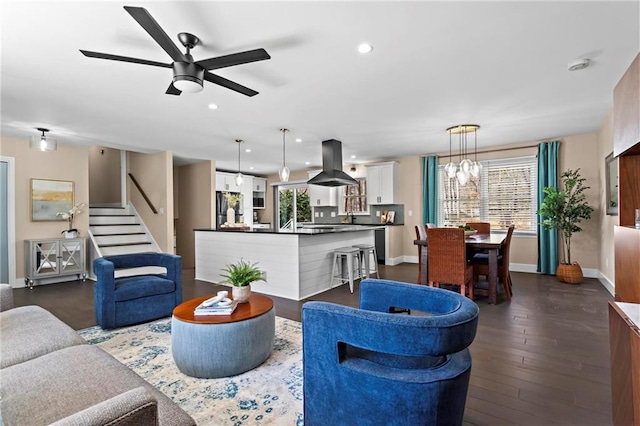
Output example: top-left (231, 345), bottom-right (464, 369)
top-left (331, 247), bottom-right (361, 293)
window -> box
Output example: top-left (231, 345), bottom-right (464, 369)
top-left (438, 156), bottom-right (537, 232)
top-left (339, 178), bottom-right (369, 214)
top-left (276, 184), bottom-right (311, 230)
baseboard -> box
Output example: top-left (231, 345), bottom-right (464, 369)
top-left (510, 263), bottom-right (538, 273)
top-left (597, 272), bottom-right (615, 296)
top-left (386, 256), bottom-right (405, 266)
top-left (403, 255), bottom-right (418, 264)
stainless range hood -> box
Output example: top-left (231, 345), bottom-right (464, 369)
top-left (306, 139), bottom-right (358, 187)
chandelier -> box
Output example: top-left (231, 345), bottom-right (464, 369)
top-left (443, 124), bottom-right (481, 185)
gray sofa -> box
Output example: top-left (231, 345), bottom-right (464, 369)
top-left (0, 284), bottom-right (195, 426)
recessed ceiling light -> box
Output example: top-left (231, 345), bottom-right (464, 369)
top-left (350, 155), bottom-right (357, 159)
top-left (208, 103), bottom-right (218, 110)
top-left (245, 148), bottom-right (251, 153)
top-left (305, 161), bottom-right (310, 165)
top-left (295, 138), bottom-right (302, 143)
top-left (358, 43), bottom-right (373, 54)
top-left (568, 58), bottom-right (590, 71)
top-left (249, 166), bottom-right (254, 170)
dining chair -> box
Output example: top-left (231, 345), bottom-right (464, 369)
top-left (427, 228), bottom-right (474, 300)
top-left (415, 224), bottom-right (436, 284)
top-left (466, 222), bottom-right (491, 235)
top-left (470, 225), bottom-right (515, 301)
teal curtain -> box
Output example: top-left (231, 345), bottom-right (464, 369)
top-left (422, 156), bottom-right (438, 225)
top-left (537, 141), bottom-right (560, 274)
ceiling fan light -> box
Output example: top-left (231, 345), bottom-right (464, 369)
top-left (279, 166), bottom-right (290, 182)
top-left (173, 76), bottom-right (203, 93)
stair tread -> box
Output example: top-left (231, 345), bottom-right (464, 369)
top-left (90, 206), bottom-right (126, 209)
top-left (99, 242), bottom-right (153, 248)
top-left (90, 214), bottom-right (135, 217)
top-left (90, 223), bottom-right (140, 226)
top-left (92, 232), bottom-right (146, 236)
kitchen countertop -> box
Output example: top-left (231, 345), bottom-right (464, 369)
top-left (195, 224), bottom-right (381, 235)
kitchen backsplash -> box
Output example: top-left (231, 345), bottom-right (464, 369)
top-left (313, 205), bottom-right (404, 225)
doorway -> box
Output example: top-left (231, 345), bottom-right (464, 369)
top-left (0, 157), bottom-right (16, 285)
top-left (277, 184), bottom-right (311, 230)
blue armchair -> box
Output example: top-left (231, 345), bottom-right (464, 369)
top-left (302, 279), bottom-right (479, 426)
top-left (93, 253), bottom-right (183, 329)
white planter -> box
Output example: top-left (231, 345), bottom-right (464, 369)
top-left (63, 230), bottom-right (78, 239)
top-left (232, 285), bottom-right (251, 303)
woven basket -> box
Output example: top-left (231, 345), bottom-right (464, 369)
top-left (556, 262), bottom-right (583, 284)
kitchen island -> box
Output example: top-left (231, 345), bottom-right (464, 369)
top-left (195, 226), bottom-right (376, 300)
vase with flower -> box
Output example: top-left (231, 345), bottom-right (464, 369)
top-left (56, 203), bottom-right (86, 238)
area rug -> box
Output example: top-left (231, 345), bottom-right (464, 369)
top-left (78, 317), bottom-right (303, 425)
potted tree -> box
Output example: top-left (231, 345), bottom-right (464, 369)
top-left (220, 259), bottom-right (265, 303)
top-left (538, 169), bottom-right (594, 284)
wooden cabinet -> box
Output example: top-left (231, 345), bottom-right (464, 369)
top-left (366, 162), bottom-right (398, 205)
top-left (611, 52), bottom-right (640, 426)
top-left (609, 302), bottom-right (640, 425)
top-left (614, 53), bottom-right (640, 157)
top-left (24, 238), bottom-right (86, 289)
top-left (308, 171), bottom-right (337, 206)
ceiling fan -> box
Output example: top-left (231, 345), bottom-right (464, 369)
top-left (80, 6), bottom-right (271, 97)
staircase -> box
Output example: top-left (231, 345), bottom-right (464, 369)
top-left (88, 205), bottom-right (160, 257)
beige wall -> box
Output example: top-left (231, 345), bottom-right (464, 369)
top-left (88, 146), bottom-right (121, 205)
top-left (127, 151), bottom-right (174, 253)
top-left (176, 161), bottom-right (215, 268)
top-left (1, 136), bottom-right (89, 284)
top-left (597, 110), bottom-right (617, 286)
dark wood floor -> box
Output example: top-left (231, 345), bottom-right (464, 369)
top-left (12, 264), bottom-right (613, 425)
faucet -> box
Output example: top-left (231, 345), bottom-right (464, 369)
top-left (347, 210), bottom-right (355, 224)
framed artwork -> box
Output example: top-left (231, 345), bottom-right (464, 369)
top-left (30, 178), bottom-right (74, 221)
top-left (605, 152), bottom-right (618, 216)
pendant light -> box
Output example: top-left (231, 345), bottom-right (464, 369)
top-left (278, 128), bottom-right (290, 182)
top-left (234, 139), bottom-right (244, 187)
top-left (446, 124), bottom-right (480, 185)
top-left (470, 127), bottom-right (482, 178)
top-left (29, 128), bottom-right (57, 152)
top-left (444, 130), bottom-right (457, 179)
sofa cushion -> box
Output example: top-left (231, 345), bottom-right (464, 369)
top-left (1, 345), bottom-right (195, 426)
top-left (0, 305), bottom-right (86, 369)
top-left (114, 275), bottom-right (175, 301)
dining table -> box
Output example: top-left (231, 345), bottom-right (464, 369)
top-left (413, 232), bottom-right (507, 305)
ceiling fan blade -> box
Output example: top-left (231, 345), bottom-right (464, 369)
top-left (123, 6), bottom-right (186, 62)
top-left (195, 48), bottom-right (271, 71)
top-left (166, 83), bottom-right (182, 96)
top-left (80, 50), bottom-right (172, 68)
top-left (203, 72), bottom-right (259, 97)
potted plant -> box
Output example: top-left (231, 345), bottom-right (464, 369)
top-left (538, 169), bottom-right (594, 284)
top-left (220, 259), bottom-right (264, 303)
top-left (56, 203), bottom-right (86, 238)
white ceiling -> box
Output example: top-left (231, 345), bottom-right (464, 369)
top-left (2, 1), bottom-right (639, 174)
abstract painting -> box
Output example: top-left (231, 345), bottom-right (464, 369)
top-left (30, 178), bottom-right (73, 221)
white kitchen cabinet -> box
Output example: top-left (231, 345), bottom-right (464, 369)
top-left (252, 177), bottom-right (267, 209)
top-left (366, 162), bottom-right (398, 205)
top-left (240, 176), bottom-right (254, 225)
top-left (215, 172), bottom-right (238, 192)
top-left (308, 171), bottom-right (337, 207)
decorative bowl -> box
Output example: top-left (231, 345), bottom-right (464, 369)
top-left (464, 229), bottom-right (478, 237)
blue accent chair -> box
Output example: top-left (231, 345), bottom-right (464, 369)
top-left (93, 253), bottom-right (183, 329)
top-left (302, 278), bottom-right (479, 426)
